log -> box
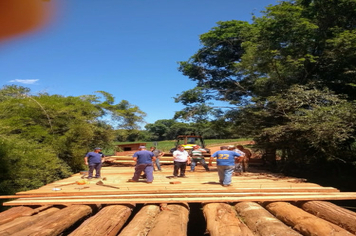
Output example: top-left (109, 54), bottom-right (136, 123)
top-left (147, 203), bottom-right (189, 236)
top-left (0, 206), bottom-right (36, 225)
top-left (69, 204), bottom-right (133, 236)
top-left (118, 204), bottom-right (160, 236)
top-left (12, 204), bottom-right (93, 236)
top-left (264, 201), bottom-right (354, 236)
top-left (234, 202), bottom-right (302, 236)
top-left (298, 201), bottom-right (356, 234)
top-left (0, 207), bottom-right (60, 235)
top-left (203, 203), bottom-right (254, 236)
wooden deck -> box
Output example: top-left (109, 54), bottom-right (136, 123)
top-left (2, 165), bottom-right (356, 205)
top-left (1, 164), bottom-right (356, 235)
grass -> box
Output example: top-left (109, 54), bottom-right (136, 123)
top-left (107, 138), bottom-right (253, 154)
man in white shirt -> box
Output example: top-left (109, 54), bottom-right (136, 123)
top-left (172, 145), bottom-right (191, 178)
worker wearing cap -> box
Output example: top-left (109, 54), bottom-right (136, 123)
top-left (128, 146), bottom-right (156, 183)
top-left (84, 147), bottom-right (105, 179)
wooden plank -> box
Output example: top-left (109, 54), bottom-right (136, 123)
top-left (6, 191), bottom-right (356, 200)
top-left (4, 193), bottom-right (356, 206)
top-left (0, 187), bottom-right (341, 200)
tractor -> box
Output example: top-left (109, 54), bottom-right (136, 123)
top-left (169, 135), bottom-right (210, 156)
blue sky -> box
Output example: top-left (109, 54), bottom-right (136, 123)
top-left (1, 0), bottom-right (279, 128)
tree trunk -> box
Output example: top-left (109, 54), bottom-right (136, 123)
top-left (118, 204), bottom-right (160, 236)
top-left (12, 204), bottom-right (93, 236)
top-left (203, 202), bottom-right (254, 236)
top-left (234, 202), bottom-right (301, 236)
top-left (147, 203), bottom-right (189, 236)
top-left (0, 206), bottom-right (36, 225)
top-left (264, 201), bottom-right (354, 236)
top-left (298, 201), bottom-right (356, 234)
top-left (69, 204), bottom-right (133, 236)
top-left (0, 207), bottom-right (60, 235)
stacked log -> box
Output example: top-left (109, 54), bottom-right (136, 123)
top-left (69, 204), bottom-right (133, 236)
top-left (298, 201), bottom-right (356, 235)
top-left (147, 203), bottom-right (189, 236)
top-left (234, 201), bottom-right (301, 236)
top-left (0, 207), bottom-right (60, 235)
top-left (0, 206), bottom-right (43, 225)
top-left (11, 205), bottom-right (93, 236)
top-left (263, 201), bottom-right (354, 236)
top-left (203, 202), bottom-right (254, 236)
top-left (118, 204), bottom-right (160, 236)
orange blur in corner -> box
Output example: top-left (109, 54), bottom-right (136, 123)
top-left (0, 0), bottom-right (55, 41)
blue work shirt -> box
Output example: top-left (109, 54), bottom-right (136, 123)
top-left (212, 150), bottom-right (241, 166)
top-left (133, 150), bottom-right (154, 165)
top-left (85, 152), bottom-right (102, 164)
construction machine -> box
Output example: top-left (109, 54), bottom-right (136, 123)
top-left (166, 135), bottom-right (210, 156)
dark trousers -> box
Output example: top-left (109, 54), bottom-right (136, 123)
top-left (132, 163), bottom-right (154, 182)
top-left (88, 163), bottom-right (102, 178)
top-left (173, 161), bottom-right (187, 177)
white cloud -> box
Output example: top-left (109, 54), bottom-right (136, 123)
top-left (9, 79), bottom-right (39, 84)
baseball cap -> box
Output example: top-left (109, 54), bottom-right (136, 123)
top-left (139, 146), bottom-right (146, 149)
top-left (95, 147), bottom-right (102, 150)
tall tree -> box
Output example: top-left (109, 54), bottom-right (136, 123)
top-left (176, 0), bottom-right (356, 174)
top-left (0, 85), bottom-right (145, 194)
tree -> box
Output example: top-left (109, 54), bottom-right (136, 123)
top-left (0, 85), bottom-right (145, 194)
top-left (176, 0), bottom-right (356, 175)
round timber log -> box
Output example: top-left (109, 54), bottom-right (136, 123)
top-left (298, 201), bottom-right (356, 235)
top-left (203, 202), bottom-right (254, 236)
top-left (0, 206), bottom-right (36, 225)
top-left (147, 203), bottom-right (189, 236)
top-left (118, 204), bottom-right (160, 236)
top-left (234, 202), bottom-right (302, 236)
top-left (69, 204), bottom-right (133, 236)
top-left (263, 201), bottom-right (354, 236)
top-left (12, 205), bottom-right (93, 236)
top-left (0, 207), bottom-right (60, 235)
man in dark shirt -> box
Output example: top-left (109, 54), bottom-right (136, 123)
top-left (128, 146), bottom-right (156, 183)
top-left (84, 147), bottom-right (104, 179)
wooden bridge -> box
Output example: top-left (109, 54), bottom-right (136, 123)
top-left (1, 164), bottom-right (356, 235)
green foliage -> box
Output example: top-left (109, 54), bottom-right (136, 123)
top-left (176, 0), bottom-right (356, 177)
top-left (0, 137), bottom-right (71, 195)
top-left (0, 85), bottom-right (145, 194)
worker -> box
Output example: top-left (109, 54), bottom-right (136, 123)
top-left (209, 146), bottom-right (242, 187)
top-left (84, 147), bottom-right (105, 179)
top-left (173, 145), bottom-right (191, 178)
top-left (150, 146), bottom-right (164, 171)
top-left (189, 145), bottom-right (209, 172)
top-left (128, 146), bottom-right (156, 183)
top-left (236, 145), bottom-right (252, 172)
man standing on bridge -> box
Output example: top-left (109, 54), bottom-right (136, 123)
top-left (209, 146), bottom-right (242, 187)
top-left (128, 146), bottom-right (156, 183)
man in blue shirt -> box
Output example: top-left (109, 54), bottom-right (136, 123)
top-left (128, 146), bottom-right (156, 183)
top-left (84, 147), bottom-right (105, 179)
top-left (209, 146), bottom-right (242, 186)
